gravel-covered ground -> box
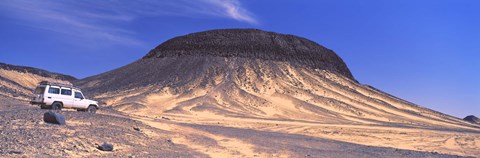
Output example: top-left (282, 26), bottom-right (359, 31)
top-left (177, 123), bottom-right (466, 158)
top-left (0, 101), bottom-right (471, 158)
top-left (0, 105), bottom-right (202, 157)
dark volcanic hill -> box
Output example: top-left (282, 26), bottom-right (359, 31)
top-left (75, 28), bottom-right (477, 130)
top-left (0, 62), bottom-right (76, 102)
top-left (76, 29), bottom-right (355, 94)
top-left (464, 115), bottom-right (480, 124)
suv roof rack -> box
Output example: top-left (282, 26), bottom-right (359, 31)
top-left (39, 81), bottom-right (80, 90)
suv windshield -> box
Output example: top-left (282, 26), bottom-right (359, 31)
top-left (34, 87), bottom-right (45, 94)
top-left (74, 92), bottom-right (84, 99)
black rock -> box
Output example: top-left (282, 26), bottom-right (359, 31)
top-left (133, 127), bottom-right (141, 131)
top-left (43, 111), bottom-right (66, 125)
top-left (143, 29), bottom-right (354, 80)
top-left (463, 115), bottom-right (480, 124)
top-left (97, 142), bottom-right (114, 151)
top-left (8, 150), bottom-right (23, 154)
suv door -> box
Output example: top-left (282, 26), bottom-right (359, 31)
top-left (60, 88), bottom-right (74, 108)
top-left (44, 86), bottom-right (60, 105)
top-left (73, 91), bottom-right (88, 109)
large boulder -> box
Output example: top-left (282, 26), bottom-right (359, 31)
top-left (43, 111), bottom-right (66, 125)
top-left (463, 115), bottom-right (480, 124)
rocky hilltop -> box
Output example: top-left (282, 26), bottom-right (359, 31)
top-left (76, 29), bottom-right (355, 95)
top-left (464, 115), bottom-right (480, 124)
top-left (144, 29), bottom-right (354, 80)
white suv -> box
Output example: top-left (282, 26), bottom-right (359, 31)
top-left (30, 81), bottom-right (99, 113)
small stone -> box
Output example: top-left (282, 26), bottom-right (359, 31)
top-left (133, 127), bottom-right (141, 131)
top-left (166, 138), bottom-right (175, 145)
top-left (97, 142), bottom-right (114, 151)
top-left (8, 150), bottom-right (22, 154)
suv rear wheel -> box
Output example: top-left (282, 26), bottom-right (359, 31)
top-left (87, 105), bottom-right (97, 113)
top-left (51, 102), bottom-right (62, 110)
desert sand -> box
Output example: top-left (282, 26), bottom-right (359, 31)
top-left (2, 60), bottom-right (478, 157)
top-left (94, 66), bottom-right (480, 157)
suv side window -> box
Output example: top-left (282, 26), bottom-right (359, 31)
top-left (61, 89), bottom-right (72, 96)
top-left (74, 92), bottom-right (84, 99)
top-left (48, 87), bottom-right (60, 94)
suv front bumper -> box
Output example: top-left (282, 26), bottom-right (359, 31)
top-left (30, 101), bottom-right (45, 105)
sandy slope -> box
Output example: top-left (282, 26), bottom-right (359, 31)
top-left (0, 68), bottom-right (73, 101)
top-left (82, 57), bottom-right (480, 157)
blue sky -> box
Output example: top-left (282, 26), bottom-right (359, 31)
top-left (0, 0), bottom-right (478, 118)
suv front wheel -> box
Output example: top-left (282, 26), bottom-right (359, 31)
top-left (87, 105), bottom-right (97, 113)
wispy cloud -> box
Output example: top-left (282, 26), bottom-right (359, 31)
top-left (202, 0), bottom-right (258, 24)
top-left (0, 0), bottom-right (258, 46)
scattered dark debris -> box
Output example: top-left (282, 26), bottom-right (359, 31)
top-left (161, 117), bottom-right (170, 120)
